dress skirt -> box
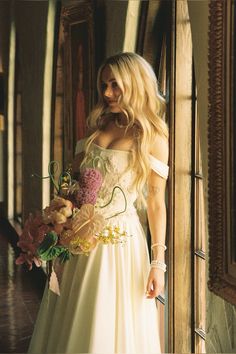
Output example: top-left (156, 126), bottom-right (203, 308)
top-left (28, 212), bottom-right (162, 354)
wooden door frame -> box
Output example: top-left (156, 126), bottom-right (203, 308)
top-left (168, 1), bottom-right (193, 352)
top-left (136, 1), bottom-right (194, 352)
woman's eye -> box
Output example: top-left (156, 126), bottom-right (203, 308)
top-left (112, 81), bottom-right (118, 89)
top-left (101, 83), bottom-right (107, 91)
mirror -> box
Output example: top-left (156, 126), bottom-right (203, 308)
top-left (208, 0), bottom-right (236, 305)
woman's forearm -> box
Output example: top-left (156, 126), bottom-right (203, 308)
top-left (147, 202), bottom-right (167, 262)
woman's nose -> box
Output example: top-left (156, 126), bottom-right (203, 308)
top-left (104, 85), bottom-right (113, 98)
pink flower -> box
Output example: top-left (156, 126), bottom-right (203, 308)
top-left (74, 168), bottom-right (103, 208)
top-left (75, 189), bottom-right (97, 208)
top-left (79, 168), bottom-right (103, 191)
top-left (15, 212), bottom-right (53, 269)
top-left (15, 253), bottom-right (42, 270)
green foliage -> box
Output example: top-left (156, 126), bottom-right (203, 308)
top-left (37, 231), bottom-right (66, 261)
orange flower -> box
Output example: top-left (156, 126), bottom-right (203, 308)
top-left (72, 204), bottom-right (106, 239)
top-left (64, 204), bottom-right (106, 254)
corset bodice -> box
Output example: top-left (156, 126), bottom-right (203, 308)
top-left (81, 143), bottom-right (138, 219)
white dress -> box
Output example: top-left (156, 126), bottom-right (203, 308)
top-left (28, 139), bottom-right (169, 354)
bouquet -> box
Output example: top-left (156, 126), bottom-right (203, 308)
top-left (15, 161), bottom-right (129, 295)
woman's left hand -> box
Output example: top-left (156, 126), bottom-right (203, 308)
top-left (145, 268), bottom-right (165, 299)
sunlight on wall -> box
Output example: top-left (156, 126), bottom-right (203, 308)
top-left (42, 0), bottom-right (56, 208)
top-left (7, 19), bottom-right (15, 219)
top-left (123, 0), bottom-right (140, 52)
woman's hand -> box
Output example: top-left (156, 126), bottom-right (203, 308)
top-left (145, 267), bottom-right (165, 299)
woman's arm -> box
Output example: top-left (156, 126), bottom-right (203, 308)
top-left (145, 135), bottom-right (169, 299)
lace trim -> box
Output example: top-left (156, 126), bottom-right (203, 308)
top-left (75, 139), bottom-right (169, 180)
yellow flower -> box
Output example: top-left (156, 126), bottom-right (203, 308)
top-left (95, 225), bottom-right (130, 245)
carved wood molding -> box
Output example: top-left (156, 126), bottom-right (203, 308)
top-left (60, 0), bottom-right (95, 165)
top-left (62, 1), bottom-right (93, 35)
top-left (208, 0), bottom-right (236, 305)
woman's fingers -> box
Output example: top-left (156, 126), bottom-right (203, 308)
top-left (145, 268), bottom-right (165, 299)
top-left (146, 276), bottom-right (153, 293)
top-left (146, 278), bottom-right (160, 298)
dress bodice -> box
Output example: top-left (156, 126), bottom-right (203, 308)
top-left (80, 143), bottom-right (137, 219)
top-left (75, 138), bottom-right (169, 220)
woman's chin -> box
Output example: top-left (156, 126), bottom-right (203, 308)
top-left (109, 106), bottom-right (121, 113)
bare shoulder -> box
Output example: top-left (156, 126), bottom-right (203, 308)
top-left (150, 133), bottom-right (169, 165)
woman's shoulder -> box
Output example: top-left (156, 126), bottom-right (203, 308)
top-left (149, 133), bottom-right (169, 165)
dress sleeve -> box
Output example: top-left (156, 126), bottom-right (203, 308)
top-left (75, 138), bottom-right (87, 155)
top-left (149, 154), bottom-right (169, 180)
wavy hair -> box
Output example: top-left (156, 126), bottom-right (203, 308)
top-left (83, 52), bottom-right (169, 208)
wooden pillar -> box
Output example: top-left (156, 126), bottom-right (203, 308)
top-left (168, 0), bottom-right (193, 352)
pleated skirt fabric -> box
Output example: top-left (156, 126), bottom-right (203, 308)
top-left (28, 213), bottom-right (162, 354)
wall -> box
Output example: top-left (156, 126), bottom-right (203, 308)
top-left (105, 0), bottom-right (128, 57)
top-left (188, 1), bottom-right (236, 352)
top-left (0, 1), bottom-right (10, 216)
top-left (14, 2), bottom-right (49, 219)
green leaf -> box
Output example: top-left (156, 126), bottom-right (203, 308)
top-left (37, 231), bottom-right (58, 255)
top-left (38, 245), bottom-right (66, 261)
top-left (58, 249), bottom-right (70, 263)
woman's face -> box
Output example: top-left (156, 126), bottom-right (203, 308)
top-left (100, 65), bottom-right (122, 113)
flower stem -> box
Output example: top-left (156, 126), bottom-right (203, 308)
top-left (31, 161), bottom-right (60, 193)
top-left (100, 186), bottom-right (127, 219)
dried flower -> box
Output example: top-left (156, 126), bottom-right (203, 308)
top-left (60, 204), bottom-right (106, 254)
top-left (15, 161), bottom-right (129, 295)
top-left (43, 196), bottom-right (73, 225)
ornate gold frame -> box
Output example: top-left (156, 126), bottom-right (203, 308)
top-left (208, 0), bottom-right (236, 305)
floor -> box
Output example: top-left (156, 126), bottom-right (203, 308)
top-left (0, 219), bottom-right (46, 353)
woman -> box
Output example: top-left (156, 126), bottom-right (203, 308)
top-left (28, 52), bottom-right (169, 353)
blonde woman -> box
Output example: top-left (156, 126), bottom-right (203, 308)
top-left (28, 52), bottom-right (169, 354)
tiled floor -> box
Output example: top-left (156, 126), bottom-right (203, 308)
top-left (0, 219), bottom-right (46, 353)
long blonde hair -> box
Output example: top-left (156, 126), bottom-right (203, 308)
top-left (84, 52), bottom-right (169, 208)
